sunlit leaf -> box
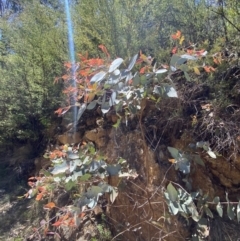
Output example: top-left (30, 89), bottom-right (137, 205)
top-left (237, 201), bottom-right (240, 223)
top-left (226, 192), bottom-right (235, 220)
top-left (90, 71), bottom-right (107, 83)
top-left (109, 91), bottom-right (117, 106)
top-left (109, 58), bottom-right (124, 73)
top-left (168, 201), bottom-right (179, 215)
top-left (51, 161), bottom-right (69, 175)
top-left (127, 54), bottom-right (138, 71)
top-left (68, 153), bottom-right (79, 160)
top-left (155, 69), bottom-right (168, 74)
top-left (168, 159), bottom-right (176, 164)
top-left (181, 54), bottom-right (197, 61)
top-left (167, 182), bottom-right (178, 202)
top-left (193, 67), bottom-right (200, 75)
top-left (207, 150), bottom-right (216, 159)
top-left (113, 118), bottom-right (121, 128)
top-left (110, 187), bottom-right (118, 203)
top-left (179, 35), bottom-right (185, 45)
top-left (77, 103), bottom-right (87, 122)
top-left (166, 86), bottom-right (178, 97)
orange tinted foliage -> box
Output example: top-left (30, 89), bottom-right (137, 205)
top-left (44, 202), bottom-right (56, 209)
top-left (87, 58), bottom-right (104, 66)
top-left (36, 192), bottom-right (44, 201)
top-left (98, 44), bottom-right (110, 58)
top-left (62, 86), bottom-right (78, 94)
top-left (171, 47), bottom-right (178, 54)
top-left (171, 30), bottom-right (181, 40)
top-left (49, 150), bottom-right (66, 159)
top-left (54, 106), bottom-right (71, 117)
top-left (61, 74), bottom-right (69, 81)
top-left (79, 68), bottom-right (91, 77)
top-left (140, 67), bottom-right (146, 74)
top-left (204, 66), bottom-right (215, 73)
top-left (52, 221), bottom-right (62, 227)
top-left (64, 62), bottom-right (72, 69)
top-left (78, 52), bottom-right (88, 62)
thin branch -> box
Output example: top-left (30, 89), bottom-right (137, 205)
top-left (211, 9), bottom-right (240, 33)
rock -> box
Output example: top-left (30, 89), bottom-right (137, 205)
top-left (57, 132), bottom-right (82, 144)
top-left (93, 205), bottom-right (103, 216)
top-left (84, 128), bottom-right (109, 148)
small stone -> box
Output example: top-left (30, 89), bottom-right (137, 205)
top-left (93, 205), bottom-right (103, 216)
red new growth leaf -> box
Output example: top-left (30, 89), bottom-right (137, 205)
top-left (62, 86), bottom-right (78, 94)
top-left (204, 66), bottom-right (215, 73)
top-left (44, 202), bottom-right (56, 209)
top-left (171, 47), bottom-right (178, 54)
top-left (55, 106), bottom-right (71, 117)
top-left (98, 44), bottom-right (110, 58)
top-left (64, 62), bottom-right (72, 69)
top-left (78, 52), bottom-right (88, 62)
top-left (68, 218), bottom-right (75, 227)
top-left (78, 212), bottom-right (86, 218)
top-left (140, 67), bottom-right (146, 74)
top-left (36, 192), bottom-right (44, 201)
top-left (61, 74), bottom-right (69, 81)
top-left (87, 58), bottom-right (104, 67)
top-left (49, 150), bottom-right (66, 159)
top-left (171, 30), bottom-right (181, 40)
top-left (52, 221), bottom-right (62, 227)
top-left (79, 68), bottom-right (91, 77)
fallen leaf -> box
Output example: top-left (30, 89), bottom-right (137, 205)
top-left (168, 159), bottom-right (176, 164)
top-left (179, 35), bottom-right (185, 45)
top-left (36, 192), bottom-right (44, 201)
top-left (44, 202), bottom-right (56, 209)
top-left (193, 67), bottom-right (200, 75)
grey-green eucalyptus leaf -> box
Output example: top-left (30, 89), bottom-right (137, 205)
top-left (109, 58), bottom-right (124, 73)
top-left (128, 54), bottom-right (138, 71)
top-left (167, 182), bottom-right (178, 202)
top-left (90, 71), bottom-right (107, 83)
